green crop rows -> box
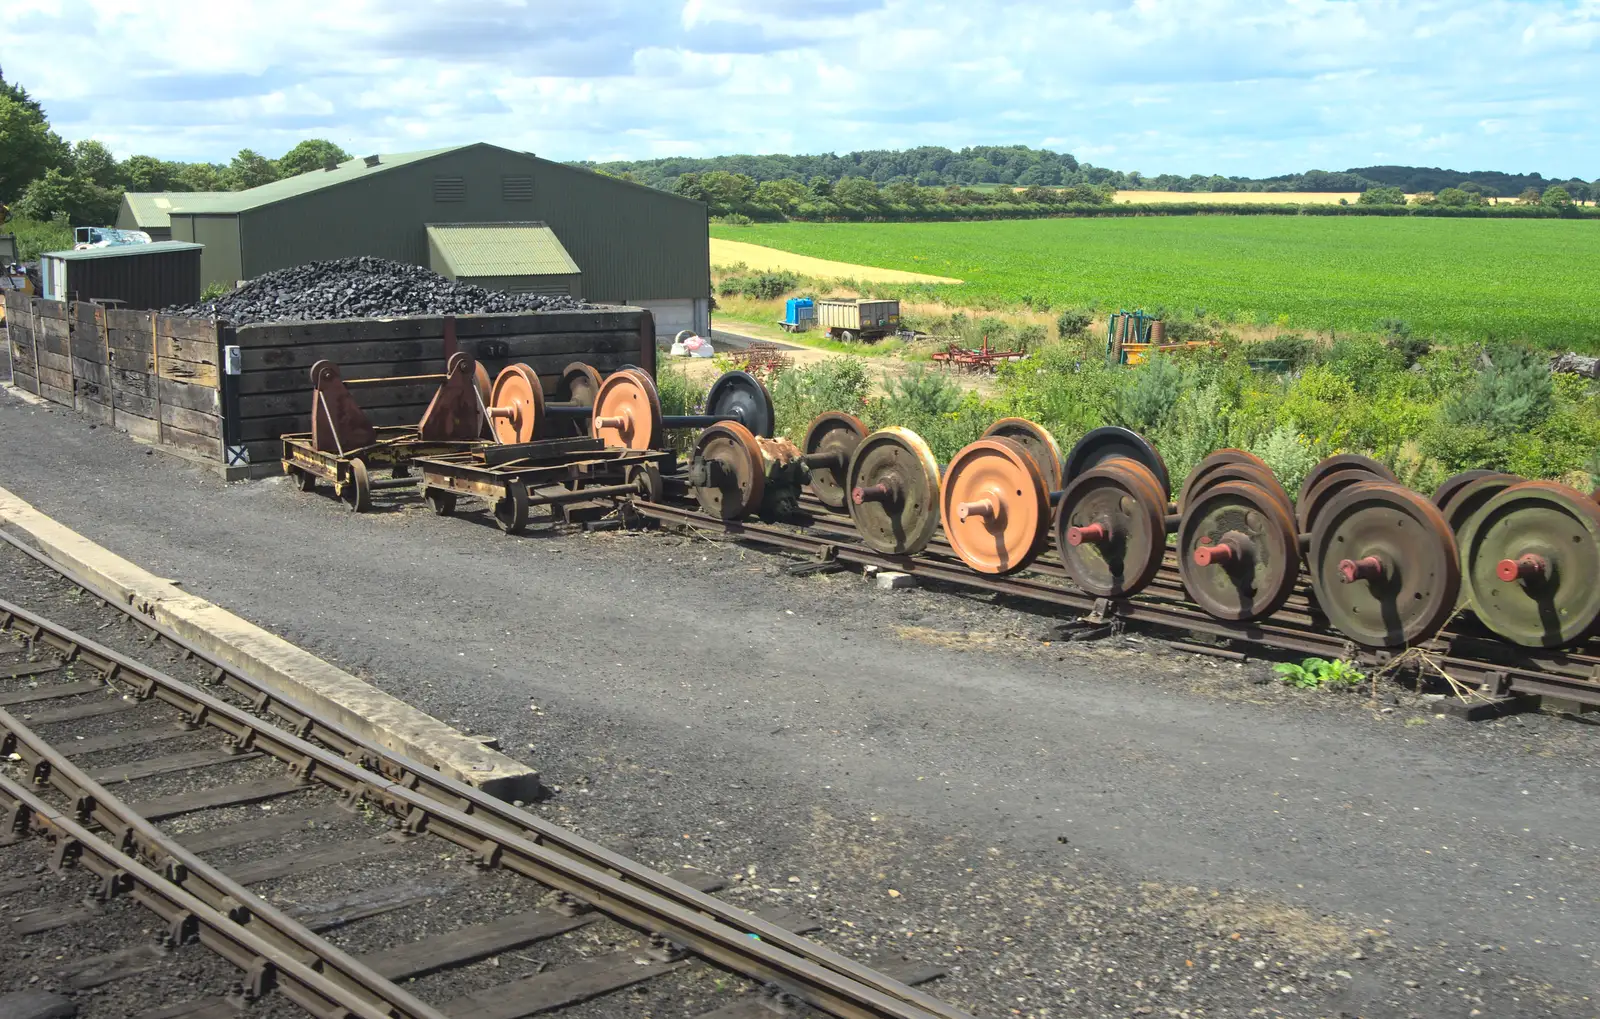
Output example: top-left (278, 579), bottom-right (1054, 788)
top-left (712, 217), bottom-right (1600, 350)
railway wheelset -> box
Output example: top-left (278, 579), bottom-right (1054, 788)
top-left (281, 358), bottom-right (1600, 686)
top-left (763, 416), bottom-right (1599, 654)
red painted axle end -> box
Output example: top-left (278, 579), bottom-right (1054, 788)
top-left (1067, 522), bottom-right (1110, 546)
top-left (1193, 541), bottom-right (1235, 567)
top-left (1496, 553), bottom-right (1547, 582)
top-left (853, 483), bottom-right (891, 505)
top-left (1338, 556), bottom-right (1384, 584)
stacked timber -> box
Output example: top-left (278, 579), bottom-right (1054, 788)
top-left (231, 306), bottom-right (651, 466)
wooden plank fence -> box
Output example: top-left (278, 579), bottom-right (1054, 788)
top-left (6, 293), bottom-right (223, 459)
top-left (6, 292), bottom-right (655, 479)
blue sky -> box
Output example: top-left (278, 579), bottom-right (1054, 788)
top-left (5, 0), bottom-right (1598, 178)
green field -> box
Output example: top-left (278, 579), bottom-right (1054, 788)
top-left (711, 217), bottom-right (1600, 349)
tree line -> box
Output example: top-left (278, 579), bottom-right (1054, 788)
top-left (581, 146), bottom-right (1597, 204)
top-left (664, 172), bottom-right (1116, 220)
top-left (1, 67), bottom-right (349, 231)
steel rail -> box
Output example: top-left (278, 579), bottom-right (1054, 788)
top-left (0, 766), bottom-right (407, 1019)
top-left (0, 702), bottom-right (449, 1019)
top-left (0, 573), bottom-right (970, 1019)
top-left (632, 500), bottom-right (1600, 706)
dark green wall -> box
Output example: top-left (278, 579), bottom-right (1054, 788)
top-left (236, 145), bottom-right (707, 303)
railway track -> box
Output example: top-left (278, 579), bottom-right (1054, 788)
top-left (0, 540), bottom-right (971, 1019)
top-left (625, 496), bottom-right (1600, 715)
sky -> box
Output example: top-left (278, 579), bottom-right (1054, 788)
top-left (4, 0), bottom-right (1599, 178)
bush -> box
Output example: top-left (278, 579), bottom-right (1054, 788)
top-left (1250, 425), bottom-right (1322, 495)
top-left (1243, 334), bottom-right (1316, 369)
top-left (1387, 333), bottom-right (1432, 367)
top-left (1056, 307), bottom-right (1094, 339)
top-left (716, 270), bottom-right (799, 300)
top-left (1443, 347), bottom-right (1554, 433)
top-left (199, 281), bottom-right (230, 301)
top-left (1110, 354), bottom-right (1183, 434)
top-left (1322, 336), bottom-right (1405, 394)
top-left (767, 356), bottom-right (871, 439)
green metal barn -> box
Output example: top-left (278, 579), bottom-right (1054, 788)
top-left (139, 144), bottom-right (710, 338)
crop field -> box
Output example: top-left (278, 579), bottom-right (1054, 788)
top-left (710, 217), bottom-right (1600, 349)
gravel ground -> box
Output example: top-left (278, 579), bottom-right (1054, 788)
top-left (0, 390), bottom-right (1597, 1018)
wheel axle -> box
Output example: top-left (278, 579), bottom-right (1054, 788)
top-left (1495, 553), bottom-right (1548, 583)
top-left (1338, 555), bottom-right (1385, 583)
top-left (853, 480), bottom-right (901, 506)
top-left (956, 498), bottom-right (997, 522)
top-left (1066, 522), bottom-right (1111, 546)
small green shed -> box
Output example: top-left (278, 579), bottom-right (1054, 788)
top-left (426, 222), bottom-right (582, 297)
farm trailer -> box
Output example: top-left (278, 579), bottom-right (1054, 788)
top-left (814, 298), bottom-right (899, 342)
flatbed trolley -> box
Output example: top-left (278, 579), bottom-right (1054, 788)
top-left (413, 436), bottom-right (677, 534)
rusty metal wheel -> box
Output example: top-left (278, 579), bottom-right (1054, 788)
top-left (1457, 480), bottom-right (1600, 647)
top-left (1178, 449), bottom-right (1271, 514)
top-left (692, 421), bottom-right (766, 520)
top-left (1431, 469), bottom-right (1498, 512)
top-left (560, 362), bottom-right (604, 406)
top-left (1308, 482), bottom-right (1460, 647)
top-left (982, 418), bottom-right (1063, 493)
top-left (1182, 460), bottom-right (1294, 525)
top-left (294, 468), bottom-right (317, 493)
top-left (1296, 467), bottom-right (1377, 536)
top-left (1438, 471), bottom-right (1522, 535)
top-left (1296, 454), bottom-right (1396, 507)
top-left (425, 488), bottom-right (457, 517)
top-left (1178, 480), bottom-right (1299, 622)
top-left (1064, 426), bottom-right (1171, 501)
top-left (626, 463), bottom-right (664, 503)
top-left (1055, 458), bottom-right (1168, 597)
top-left (940, 437), bottom-right (1051, 575)
top-left (846, 427), bottom-right (941, 556)
top-left (591, 369), bottom-right (662, 449)
top-left (494, 483), bottom-right (529, 534)
top-left (802, 411), bottom-right (868, 511)
top-left (706, 370), bottom-right (776, 438)
top-left (309, 359), bottom-right (339, 387)
top-left (344, 458), bottom-right (371, 513)
top-left (488, 364), bottom-right (545, 444)
top-left (473, 362), bottom-right (492, 407)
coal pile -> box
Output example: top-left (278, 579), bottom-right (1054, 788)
top-left (166, 256), bottom-right (591, 324)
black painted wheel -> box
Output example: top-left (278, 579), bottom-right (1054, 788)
top-left (705, 370), bottom-right (776, 438)
top-left (1063, 426), bottom-right (1171, 501)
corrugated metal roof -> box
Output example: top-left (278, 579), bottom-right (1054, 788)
top-left (122, 192), bottom-right (233, 228)
top-left (44, 241), bottom-right (204, 261)
top-left (181, 146), bottom-right (467, 214)
top-left (426, 222), bottom-right (581, 277)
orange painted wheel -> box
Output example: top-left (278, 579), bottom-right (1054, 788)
top-left (940, 438), bottom-right (1051, 575)
top-left (591, 369), bottom-right (662, 449)
top-left (488, 364), bottom-right (545, 444)
top-left (693, 421), bottom-right (766, 519)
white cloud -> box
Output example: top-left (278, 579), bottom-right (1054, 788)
top-left (0, 0), bottom-right (1596, 177)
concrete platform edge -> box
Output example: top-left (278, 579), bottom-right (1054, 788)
top-left (0, 483), bottom-right (543, 802)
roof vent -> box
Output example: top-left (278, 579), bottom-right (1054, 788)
top-left (364, 154), bottom-right (381, 167)
top-left (323, 156), bottom-right (340, 171)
